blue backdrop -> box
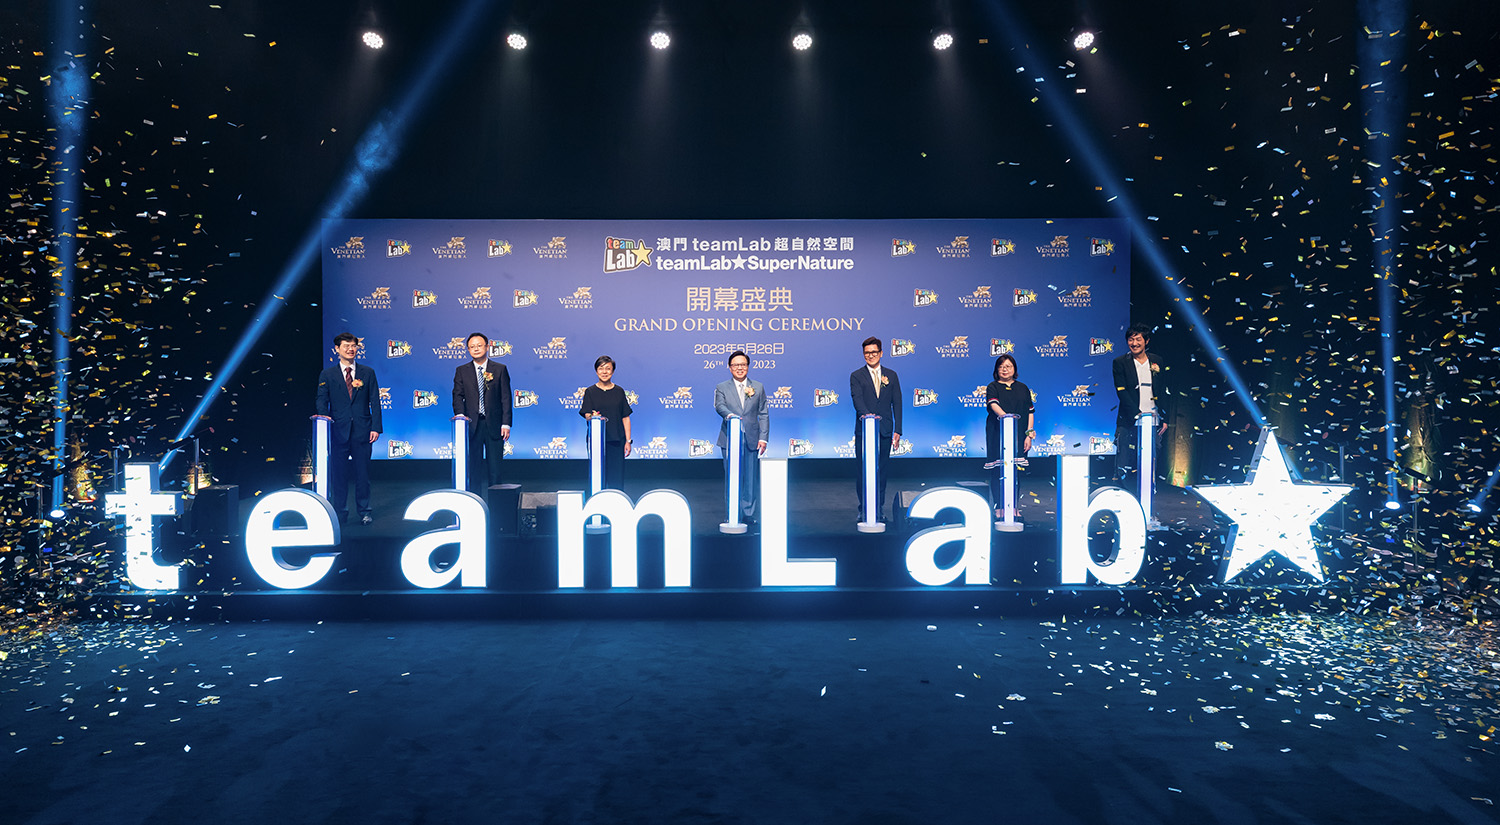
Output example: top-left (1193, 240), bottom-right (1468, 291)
top-left (321, 219), bottom-right (1130, 460)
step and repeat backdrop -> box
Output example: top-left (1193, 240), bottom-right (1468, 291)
top-left (321, 219), bottom-right (1130, 460)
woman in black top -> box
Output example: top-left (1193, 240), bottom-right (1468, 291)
top-left (579, 355), bottom-right (633, 491)
top-left (985, 353), bottom-right (1035, 515)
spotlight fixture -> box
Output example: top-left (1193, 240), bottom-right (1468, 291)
top-left (932, 32), bottom-right (954, 51)
top-left (792, 31), bottom-right (812, 51)
top-left (506, 32), bottom-right (527, 50)
top-left (362, 31), bottom-right (385, 50)
top-left (1073, 31), bottom-right (1095, 51)
top-left (1467, 500), bottom-right (1484, 514)
top-left (649, 31), bottom-right (670, 50)
top-left (48, 506), bottom-right (66, 520)
top-left (1383, 497), bottom-right (1401, 511)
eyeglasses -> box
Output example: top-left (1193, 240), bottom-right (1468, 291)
top-left (863, 349), bottom-right (880, 356)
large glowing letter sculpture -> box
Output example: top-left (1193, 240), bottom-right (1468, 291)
top-left (759, 459), bottom-right (836, 586)
top-left (904, 487), bottom-right (992, 586)
top-left (720, 414), bottom-right (747, 534)
top-left (557, 489), bottom-right (692, 588)
top-left (401, 489), bottom-right (488, 588)
top-left (244, 488), bottom-right (341, 589)
top-left (1058, 455), bottom-right (1146, 586)
top-left (311, 414), bottom-right (331, 499)
top-left (856, 414), bottom-right (885, 533)
top-left (105, 463), bottom-right (182, 590)
top-left (451, 415), bottom-right (469, 491)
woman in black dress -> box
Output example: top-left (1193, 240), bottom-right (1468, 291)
top-left (985, 353), bottom-right (1035, 515)
top-left (579, 355), bottom-right (633, 491)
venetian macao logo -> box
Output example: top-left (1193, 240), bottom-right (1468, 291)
top-left (1058, 284), bottom-right (1092, 308)
top-left (489, 340), bottom-right (513, 358)
top-left (1090, 338), bottom-right (1114, 356)
top-left (412, 289), bottom-right (437, 308)
top-left (913, 388), bottom-right (939, 407)
top-left (1038, 433), bottom-right (1067, 455)
top-left (488, 239), bottom-right (513, 258)
top-left (958, 285), bottom-right (993, 309)
top-left (535, 436), bottom-right (569, 459)
top-left (513, 390), bottom-right (539, 409)
top-left (559, 286), bottom-right (593, 309)
top-left (378, 387), bottom-right (393, 410)
top-left (933, 435), bottom-right (968, 457)
top-left (558, 386), bottom-right (589, 408)
top-left (935, 335), bottom-right (970, 358)
top-left (387, 239), bottom-right (412, 258)
top-left (769, 386), bottom-right (795, 409)
top-left (913, 288), bottom-right (939, 307)
top-left (813, 388), bottom-right (839, 408)
top-left (890, 339), bottom-right (915, 357)
top-left (834, 438), bottom-right (856, 459)
top-left (1035, 334), bottom-right (1069, 357)
top-left (1036, 235), bottom-right (1070, 258)
top-left (432, 443), bottom-right (454, 460)
top-left (534, 236), bottom-right (568, 259)
top-left (990, 338), bottom-right (1014, 357)
top-left (332, 236), bottom-right (366, 259)
top-left (457, 286), bottom-right (493, 309)
top-left (688, 438), bottom-right (715, 458)
top-left (891, 238), bottom-right (916, 257)
top-left (960, 385), bottom-right (989, 409)
top-left (1090, 237), bottom-right (1115, 256)
top-left (387, 340), bottom-right (412, 358)
top-left (434, 236), bottom-right (467, 258)
top-left (1013, 288), bottom-right (1038, 307)
top-left (788, 438), bottom-right (814, 458)
top-left (635, 436), bottom-right (670, 459)
top-left (388, 440), bottom-right (413, 458)
top-left (603, 237), bottom-right (654, 273)
top-left (514, 289), bottom-right (538, 308)
top-left (1057, 384), bottom-right (1092, 408)
top-left (356, 286), bottom-right (392, 309)
top-left (660, 387), bottom-right (694, 410)
top-left (936, 235), bottom-right (971, 258)
top-left (991, 238), bottom-right (1015, 256)
top-left (1090, 436), bottom-right (1114, 455)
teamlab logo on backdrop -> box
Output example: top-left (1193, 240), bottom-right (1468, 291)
top-left (412, 290), bottom-right (437, 308)
top-left (534, 236), bottom-right (568, 260)
top-left (689, 438), bottom-right (715, 458)
top-left (488, 239), bottom-right (513, 258)
top-left (1035, 335), bottom-right (1069, 358)
top-left (1057, 384), bottom-right (1093, 408)
top-left (788, 438), bottom-right (813, 458)
top-left (625, 390), bottom-right (641, 407)
top-left (813, 388), bottom-right (840, 407)
top-left (387, 340), bottom-right (412, 358)
top-left (412, 390), bottom-right (439, 409)
top-left (433, 337), bottom-right (469, 360)
top-left (890, 338), bottom-right (915, 357)
top-left (959, 386), bottom-right (989, 409)
top-left (769, 386), bottom-right (795, 410)
top-left (1058, 285), bottom-right (1092, 308)
top-left (991, 238), bottom-right (1016, 257)
top-left (503, 441), bottom-right (515, 457)
top-left (513, 390), bottom-right (539, 409)
top-left (932, 435), bottom-right (968, 457)
top-left (332, 236), bottom-right (366, 260)
top-left (913, 388), bottom-right (939, 407)
top-left (388, 440), bottom-right (413, 458)
top-left (935, 336), bottom-right (970, 358)
top-left (1089, 338), bottom-right (1114, 356)
top-left (990, 338), bottom-right (1014, 357)
top-left (1089, 237), bottom-right (1115, 256)
top-left (891, 439), bottom-right (913, 457)
top-left (434, 237), bottom-right (467, 259)
top-left (387, 239), bottom-right (412, 258)
top-left (457, 287), bottom-right (493, 310)
top-left (378, 388), bottom-right (393, 410)
top-left (958, 286), bottom-right (993, 309)
top-left (1013, 289), bottom-right (1037, 307)
top-left (1090, 436), bottom-right (1114, 455)
top-left (558, 387), bottom-right (588, 408)
top-left (534, 437), bottom-right (569, 459)
top-left (936, 236), bottom-right (971, 259)
top-left (635, 436), bottom-right (670, 459)
top-left (603, 237), bottom-right (653, 273)
top-left (1036, 235), bottom-right (1070, 258)
top-left (558, 286), bottom-right (594, 309)
top-left (891, 238), bottom-right (916, 257)
top-left (489, 340), bottom-right (513, 358)
top-left (1037, 433), bottom-right (1067, 456)
top-left (660, 387), bottom-right (694, 410)
top-left (356, 286), bottom-right (392, 309)
top-left (913, 288), bottom-right (939, 307)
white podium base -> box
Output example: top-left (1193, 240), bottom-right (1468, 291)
top-left (719, 523), bottom-right (748, 535)
top-left (584, 519), bottom-right (611, 535)
top-left (995, 521), bottom-right (1025, 533)
top-left (856, 521), bottom-right (886, 534)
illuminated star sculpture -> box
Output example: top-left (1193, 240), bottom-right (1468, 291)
top-left (1191, 429), bottom-right (1353, 583)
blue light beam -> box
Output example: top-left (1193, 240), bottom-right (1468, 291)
top-left (49, 0), bottom-right (89, 506)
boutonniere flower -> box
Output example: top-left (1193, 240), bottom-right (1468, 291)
top-left (351, 378), bottom-right (364, 389)
top-left (1149, 363), bottom-right (1159, 373)
top-left (744, 386), bottom-right (755, 398)
top-left (880, 375), bottom-right (889, 386)
top-left (484, 371), bottom-right (495, 383)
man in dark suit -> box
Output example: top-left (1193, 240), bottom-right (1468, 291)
top-left (315, 332), bottom-right (383, 524)
top-left (1112, 322), bottom-right (1170, 486)
top-left (452, 331), bottom-right (512, 493)
top-left (713, 350), bottom-right (769, 523)
top-left (849, 336), bottom-right (902, 521)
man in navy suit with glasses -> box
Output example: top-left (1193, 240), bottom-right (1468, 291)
top-left (315, 332), bottom-right (382, 525)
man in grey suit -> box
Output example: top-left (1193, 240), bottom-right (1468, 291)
top-left (713, 350), bottom-right (769, 523)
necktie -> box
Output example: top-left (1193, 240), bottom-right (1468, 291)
top-left (344, 366), bottom-right (353, 398)
top-left (477, 366), bottom-right (486, 417)
top-left (873, 369), bottom-right (880, 398)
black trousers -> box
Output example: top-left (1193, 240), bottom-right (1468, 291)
top-left (467, 415), bottom-right (505, 492)
top-left (330, 435), bottom-right (372, 519)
